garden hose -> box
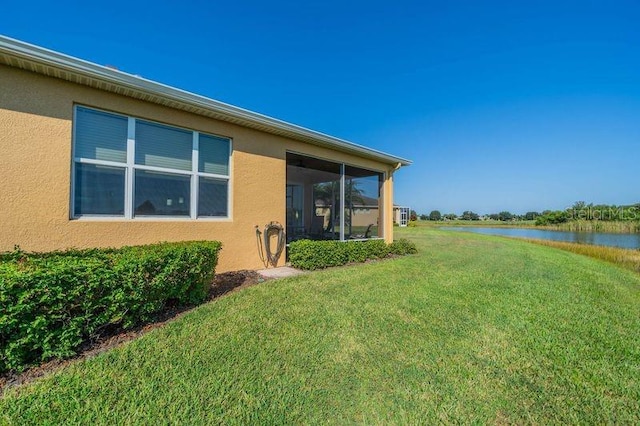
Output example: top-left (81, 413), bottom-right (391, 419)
top-left (263, 221), bottom-right (285, 267)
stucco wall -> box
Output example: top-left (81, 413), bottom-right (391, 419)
top-left (0, 64), bottom-right (396, 271)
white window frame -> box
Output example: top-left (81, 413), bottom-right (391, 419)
top-left (71, 105), bottom-right (232, 221)
top-left (398, 207), bottom-right (410, 227)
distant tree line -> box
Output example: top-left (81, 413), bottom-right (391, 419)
top-left (417, 209), bottom-right (537, 222)
top-left (413, 201), bottom-right (640, 224)
top-left (535, 201), bottom-right (640, 225)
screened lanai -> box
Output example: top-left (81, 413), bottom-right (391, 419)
top-left (286, 152), bottom-right (384, 243)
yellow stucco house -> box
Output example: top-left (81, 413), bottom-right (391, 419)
top-left (0, 36), bottom-right (410, 272)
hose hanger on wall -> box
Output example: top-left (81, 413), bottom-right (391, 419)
top-left (261, 221), bottom-right (285, 267)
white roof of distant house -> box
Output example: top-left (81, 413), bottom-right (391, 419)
top-left (0, 35), bottom-right (411, 167)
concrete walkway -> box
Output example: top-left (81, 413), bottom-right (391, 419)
top-left (257, 266), bottom-right (306, 279)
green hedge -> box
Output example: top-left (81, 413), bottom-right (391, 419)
top-left (0, 241), bottom-right (221, 374)
top-left (289, 238), bottom-right (417, 270)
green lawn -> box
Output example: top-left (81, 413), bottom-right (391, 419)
top-left (2, 228), bottom-right (639, 424)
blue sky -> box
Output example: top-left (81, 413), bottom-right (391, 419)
top-left (3, 0), bottom-right (639, 215)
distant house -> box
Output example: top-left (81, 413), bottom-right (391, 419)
top-left (312, 195), bottom-right (382, 238)
top-left (0, 36), bottom-right (411, 271)
top-left (394, 206), bottom-right (411, 226)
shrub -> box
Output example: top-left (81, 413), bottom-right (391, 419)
top-left (535, 210), bottom-right (569, 225)
top-left (288, 240), bottom-right (348, 270)
top-left (0, 241), bottom-right (221, 374)
top-left (389, 238), bottom-right (418, 255)
top-left (407, 220), bottom-right (418, 227)
top-left (289, 238), bottom-right (416, 271)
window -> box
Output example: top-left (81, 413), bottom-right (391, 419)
top-left (72, 106), bottom-right (231, 219)
top-left (286, 152), bottom-right (384, 242)
top-left (345, 165), bottom-right (383, 238)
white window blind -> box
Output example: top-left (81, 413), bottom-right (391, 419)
top-left (74, 107), bottom-right (128, 163)
top-left (135, 120), bottom-right (193, 171)
top-left (199, 134), bottom-right (230, 175)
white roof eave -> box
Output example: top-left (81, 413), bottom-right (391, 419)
top-left (0, 35), bottom-right (412, 167)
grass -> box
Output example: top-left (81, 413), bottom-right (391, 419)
top-left (1, 227), bottom-right (640, 424)
top-left (523, 238), bottom-right (640, 274)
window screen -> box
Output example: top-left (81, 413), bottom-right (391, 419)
top-left (74, 163), bottom-right (126, 216)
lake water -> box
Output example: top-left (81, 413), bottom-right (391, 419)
top-left (441, 227), bottom-right (640, 250)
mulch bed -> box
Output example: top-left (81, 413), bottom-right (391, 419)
top-left (0, 270), bottom-right (269, 394)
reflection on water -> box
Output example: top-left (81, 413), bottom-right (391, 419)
top-left (441, 227), bottom-right (640, 250)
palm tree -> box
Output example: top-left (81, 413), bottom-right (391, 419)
top-left (313, 179), bottom-right (365, 234)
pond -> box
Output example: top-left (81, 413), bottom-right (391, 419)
top-left (440, 227), bottom-right (640, 250)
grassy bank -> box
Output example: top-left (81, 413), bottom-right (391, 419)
top-left (523, 238), bottom-right (640, 274)
top-left (2, 228), bottom-right (639, 424)
top-left (538, 220), bottom-right (640, 233)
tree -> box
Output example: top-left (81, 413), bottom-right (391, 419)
top-left (429, 210), bottom-right (442, 221)
top-left (498, 211), bottom-right (513, 221)
top-left (572, 201), bottom-right (587, 211)
top-left (313, 180), bottom-right (365, 232)
top-left (410, 210), bottom-right (418, 222)
top-left (524, 211), bottom-right (539, 221)
top-left (461, 211), bottom-right (479, 221)
top-left (444, 213), bottom-right (457, 221)
top-left (535, 210), bottom-right (568, 225)
top-left (419, 214), bottom-right (428, 221)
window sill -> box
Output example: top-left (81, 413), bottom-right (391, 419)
top-left (70, 216), bottom-right (232, 222)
